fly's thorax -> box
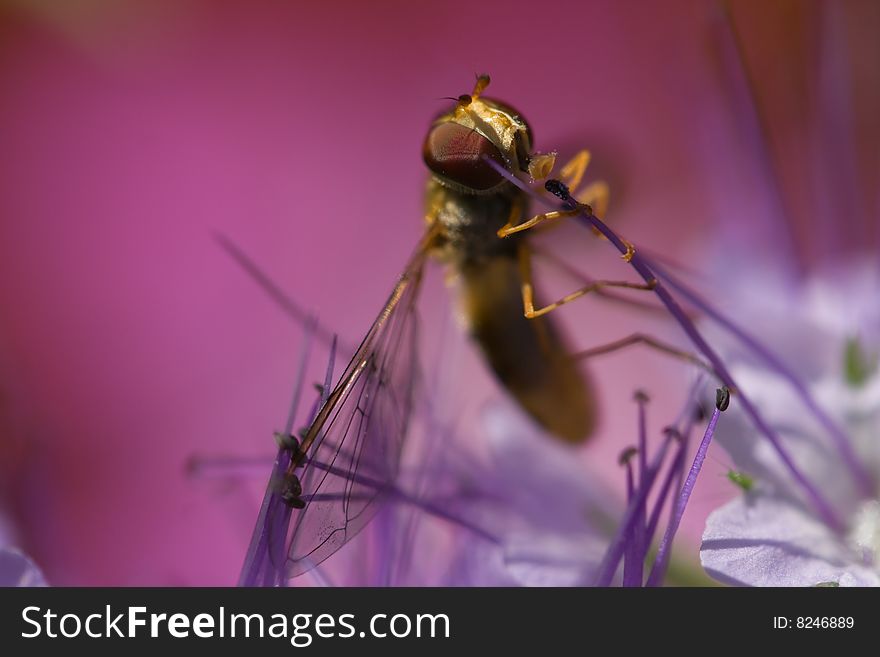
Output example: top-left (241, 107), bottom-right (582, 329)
top-left (425, 177), bottom-right (525, 266)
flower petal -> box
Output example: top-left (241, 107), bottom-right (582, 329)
top-left (0, 547), bottom-right (48, 587)
top-left (701, 494), bottom-right (880, 586)
top-left (709, 365), bottom-right (865, 517)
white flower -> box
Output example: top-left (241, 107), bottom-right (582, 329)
top-left (700, 260), bottom-right (880, 586)
top-left (0, 547), bottom-right (48, 587)
top-left (0, 511), bottom-right (47, 587)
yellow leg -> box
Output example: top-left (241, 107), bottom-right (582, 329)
top-left (495, 197), bottom-right (519, 237)
top-left (559, 150), bottom-right (591, 196)
top-left (576, 180), bottom-right (610, 219)
top-left (498, 207), bottom-right (580, 238)
top-left (419, 213), bottom-right (447, 254)
top-left (518, 243), bottom-right (657, 319)
top-left (503, 187), bottom-right (634, 261)
top-left (531, 244), bottom-right (701, 320)
top-left (556, 150), bottom-right (610, 217)
top-left (499, 149), bottom-right (611, 236)
top-left (573, 332), bottom-right (716, 378)
top-left (557, 150), bottom-right (615, 247)
top-left (499, 149), bottom-right (632, 260)
top-left (420, 197), bottom-right (449, 256)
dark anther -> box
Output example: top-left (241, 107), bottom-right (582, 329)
top-left (618, 446), bottom-right (638, 466)
top-left (662, 426), bottom-right (683, 442)
top-left (274, 431), bottom-right (300, 451)
top-left (545, 178), bottom-right (571, 200)
top-left (633, 389), bottom-right (650, 403)
top-left (287, 497), bottom-right (306, 510)
top-left (281, 474), bottom-right (306, 509)
top-left (715, 387), bottom-right (731, 412)
top-left (284, 474), bottom-right (302, 497)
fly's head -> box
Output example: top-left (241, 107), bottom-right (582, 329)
top-left (422, 75), bottom-right (556, 195)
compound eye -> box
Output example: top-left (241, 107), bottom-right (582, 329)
top-left (422, 122), bottom-right (507, 191)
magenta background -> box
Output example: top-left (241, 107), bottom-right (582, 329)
top-left (1, 1), bottom-right (876, 584)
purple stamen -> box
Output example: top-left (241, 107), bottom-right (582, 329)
top-left (623, 392), bottom-right (650, 586)
top-left (215, 233), bottom-right (355, 356)
top-left (624, 452), bottom-right (636, 501)
top-left (650, 260), bottom-right (875, 498)
top-left (645, 380), bottom-right (701, 548)
top-left (585, 217), bottom-right (842, 531)
top-left (635, 390), bottom-right (649, 483)
top-left (301, 455), bottom-right (502, 546)
top-left (644, 431), bottom-right (689, 549)
top-left (283, 320), bottom-right (320, 436)
top-left (239, 321), bottom-right (328, 587)
top-left (592, 430), bottom-right (677, 586)
top-left (646, 393), bottom-right (725, 587)
top-left (484, 157), bottom-right (845, 532)
top-left (621, 448), bottom-right (643, 586)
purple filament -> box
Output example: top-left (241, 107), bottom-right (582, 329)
top-left (649, 259), bottom-right (874, 498)
top-left (644, 433), bottom-right (689, 550)
top-left (646, 403), bottom-right (722, 587)
top-left (584, 216), bottom-right (843, 531)
top-left (300, 455), bottom-right (501, 546)
top-left (622, 452), bottom-right (642, 586)
top-left (239, 322), bottom-right (331, 587)
top-left (484, 158), bottom-right (844, 532)
top-left (592, 430), bottom-right (677, 586)
top-left (215, 233), bottom-right (356, 356)
top-left (622, 393), bottom-right (650, 586)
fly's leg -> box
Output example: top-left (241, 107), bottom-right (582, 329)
top-left (498, 150), bottom-right (596, 238)
top-left (532, 244), bottom-right (699, 319)
top-left (558, 149), bottom-right (591, 198)
top-left (501, 149), bottom-right (634, 258)
top-left (574, 333), bottom-right (716, 378)
top-left (577, 181), bottom-right (610, 221)
top-left (557, 150), bottom-right (610, 218)
top-left (274, 432), bottom-right (307, 509)
top-left (497, 206), bottom-right (579, 238)
top-left (498, 149), bottom-right (613, 240)
top-left (422, 192), bottom-right (451, 255)
top-left (495, 195), bottom-right (529, 238)
top-left (517, 243), bottom-right (657, 319)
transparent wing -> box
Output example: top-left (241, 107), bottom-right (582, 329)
top-left (277, 248), bottom-right (426, 578)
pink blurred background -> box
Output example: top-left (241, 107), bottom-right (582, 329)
top-left (1, 0), bottom-right (876, 584)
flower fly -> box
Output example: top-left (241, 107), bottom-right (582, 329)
top-left (424, 75), bottom-right (601, 442)
top-left (255, 75), bottom-right (653, 580)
